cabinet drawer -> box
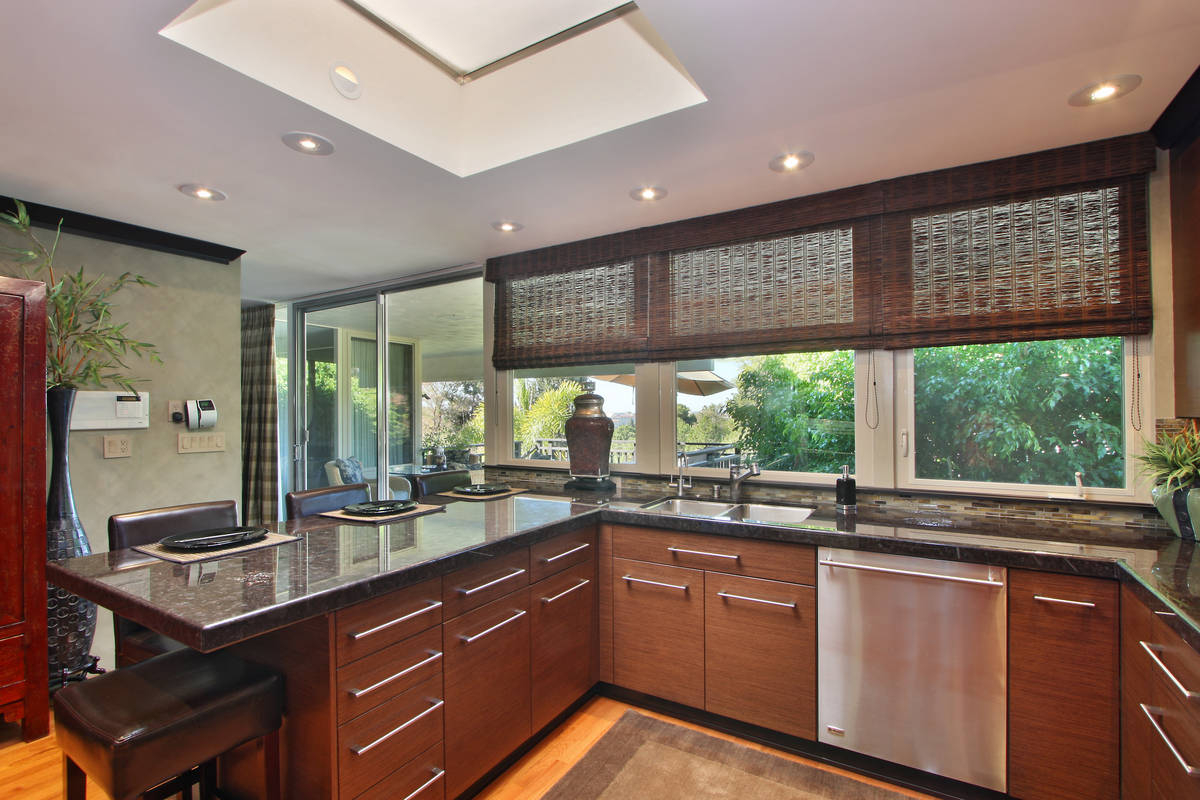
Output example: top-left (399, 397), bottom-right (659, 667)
top-left (0, 634), bottom-right (23, 707)
top-left (338, 673), bottom-right (444, 800)
top-left (336, 578), bottom-right (443, 665)
top-left (705, 574), bottom-right (815, 740)
top-left (1008, 571), bottom-right (1118, 800)
top-left (530, 528), bottom-right (595, 583)
top-left (612, 558), bottom-right (704, 708)
top-left (611, 525), bottom-right (814, 585)
top-left (338, 626), bottom-right (443, 725)
top-left (354, 741), bottom-right (445, 800)
top-left (442, 548), bottom-right (530, 619)
top-left (531, 560), bottom-right (596, 731)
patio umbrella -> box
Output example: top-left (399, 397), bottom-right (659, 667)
top-left (590, 370), bottom-right (734, 396)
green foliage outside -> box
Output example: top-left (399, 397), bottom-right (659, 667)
top-left (513, 379), bottom-right (585, 458)
top-left (913, 337), bottom-right (1123, 487)
top-left (723, 352), bottom-right (855, 473)
top-left (677, 404), bottom-right (734, 448)
top-left (423, 381), bottom-right (484, 450)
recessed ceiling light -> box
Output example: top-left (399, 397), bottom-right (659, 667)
top-left (1068, 75), bottom-right (1142, 106)
top-left (330, 62), bottom-right (362, 99)
top-left (492, 221), bottom-right (523, 232)
top-left (631, 186), bottom-right (667, 202)
top-left (177, 184), bottom-right (227, 201)
top-left (282, 131), bottom-right (335, 155)
top-left (769, 151), bottom-right (815, 173)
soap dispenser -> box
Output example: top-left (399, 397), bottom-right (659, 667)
top-left (836, 465), bottom-right (856, 514)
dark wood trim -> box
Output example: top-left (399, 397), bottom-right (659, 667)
top-left (1, 196), bottom-right (243, 265)
top-left (1153, 65), bottom-right (1200, 153)
top-left (596, 684), bottom-right (1008, 800)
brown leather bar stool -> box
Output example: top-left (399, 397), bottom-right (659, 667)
top-left (413, 468), bottom-right (472, 499)
top-left (284, 482), bottom-right (370, 519)
top-left (108, 501), bottom-right (238, 667)
top-left (54, 647), bottom-right (284, 800)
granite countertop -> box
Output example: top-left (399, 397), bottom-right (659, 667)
top-left (45, 485), bottom-right (1200, 653)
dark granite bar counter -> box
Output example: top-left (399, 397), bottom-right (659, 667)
top-left (45, 486), bottom-right (1200, 654)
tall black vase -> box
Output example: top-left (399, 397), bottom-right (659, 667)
top-left (45, 386), bottom-right (97, 687)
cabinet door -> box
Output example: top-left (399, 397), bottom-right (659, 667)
top-left (612, 557), bottom-right (704, 708)
top-left (531, 559), bottom-right (595, 732)
top-left (705, 573), bottom-right (815, 739)
top-left (1008, 570), bottom-right (1118, 800)
top-left (443, 589), bottom-right (531, 798)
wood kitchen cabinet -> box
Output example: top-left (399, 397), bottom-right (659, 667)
top-left (1008, 570), bottom-right (1118, 800)
top-left (530, 532), bottom-right (597, 732)
top-left (612, 557), bottom-right (704, 708)
top-left (443, 587), bottom-right (532, 798)
top-left (1122, 584), bottom-right (1200, 800)
top-left (705, 573), bottom-right (815, 739)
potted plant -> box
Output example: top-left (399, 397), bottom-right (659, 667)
top-left (0, 199), bottom-right (160, 684)
top-left (1136, 422), bottom-right (1200, 539)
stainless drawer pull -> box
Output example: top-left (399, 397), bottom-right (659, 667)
top-left (349, 651), bottom-right (443, 698)
top-left (350, 601), bottom-right (443, 640)
top-left (542, 542), bottom-right (590, 563)
top-left (668, 546), bottom-right (739, 561)
top-left (542, 578), bottom-right (590, 605)
top-left (1141, 640), bottom-right (1200, 699)
top-left (457, 568), bottom-right (526, 596)
top-left (818, 559), bottom-right (1004, 587)
top-left (1034, 595), bottom-right (1096, 608)
top-left (351, 698), bottom-right (444, 755)
top-left (401, 769), bottom-right (446, 800)
top-left (622, 575), bottom-right (689, 591)
top-left (459, 609), bottom-right (527, 643)
top-left (1141, 704), bottom-right (1200, 777)
top-left (717, 591), bottom-right (796, 609)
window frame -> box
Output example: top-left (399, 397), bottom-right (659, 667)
top-left (891, 335), bottom-right (1152, 502)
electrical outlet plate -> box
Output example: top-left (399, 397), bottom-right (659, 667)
top-left (178, 431), bottom-right (226, 453)
top-left (102, 434), bottom-right (132, 459)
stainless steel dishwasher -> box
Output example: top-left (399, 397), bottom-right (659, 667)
top-left (817, 547), bottom-right (1007, 792)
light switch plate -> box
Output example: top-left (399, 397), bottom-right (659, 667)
top-left (178, 431), bottom-right (226, 453)
top-left (102, 434), bottom-right (132, 458)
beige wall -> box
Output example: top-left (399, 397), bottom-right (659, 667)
top-left (3, 225), bottom-right (243, 668)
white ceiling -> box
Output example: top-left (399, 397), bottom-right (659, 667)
top-left (1, 1), bottom-right (1198, 303)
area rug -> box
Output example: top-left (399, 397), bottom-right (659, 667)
top-left (541, 711), bottom-right (911, 800)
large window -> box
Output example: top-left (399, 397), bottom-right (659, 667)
top-left (910, 337), bottom-right (1125, 489)
top-left (674, 353), bottom-right (855, 475)
top-left (511, 364), bottom-right (637, 463)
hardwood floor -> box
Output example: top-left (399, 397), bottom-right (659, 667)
top-left (1, 696), bottom-right (933, 799)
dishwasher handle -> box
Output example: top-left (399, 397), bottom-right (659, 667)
top-left (818, 558), bottom-right (1004, 587)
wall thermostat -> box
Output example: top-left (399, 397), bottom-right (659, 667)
top-left (184, 399), bottom-right (218, 430)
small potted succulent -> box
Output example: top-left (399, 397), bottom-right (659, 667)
top-left (1136, 423), bottom-right (1200, 539)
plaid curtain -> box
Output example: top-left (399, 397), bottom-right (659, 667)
top-left (241, 304), bottom-right (279, 525)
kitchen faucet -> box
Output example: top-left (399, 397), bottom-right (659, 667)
top-left (668, 443), bottom-right (693, 496)
top-left (728, 461), bottom-right (760, 503)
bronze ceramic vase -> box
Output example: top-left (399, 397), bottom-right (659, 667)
top-left (564, 393), bottom-right (616, 492)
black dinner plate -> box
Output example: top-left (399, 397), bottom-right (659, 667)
top-left (452, 483), bottom-right (511, 496)
top-left (159, 526), bottom-right (269, 551)
top-left (342, 499), bottom-right (418, 516)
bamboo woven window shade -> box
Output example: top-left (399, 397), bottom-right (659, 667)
top-left (487, 133), bottom-right (1155, 368)
top-left (491, 258), bottom-right (649, 369)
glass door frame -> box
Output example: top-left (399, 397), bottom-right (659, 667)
top-left (285, 267), bottom-right (484, 497)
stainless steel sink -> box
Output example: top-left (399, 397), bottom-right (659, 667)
top-left (642, 498), bottom-right (815, 527)
top-left (727, 503), bottom-right (814, 527)
top-left (641, 498), bottom-right (738, 518)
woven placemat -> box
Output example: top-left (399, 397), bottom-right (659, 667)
top-left (437, 487), bottom-right (529, 502)
top-left (318, 503), bottom-right (446, 524)
top-left (133, 532), bottom-right (300, 564)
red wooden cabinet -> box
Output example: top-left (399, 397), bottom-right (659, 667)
top-left (0, 276), bottom-right (48, 741)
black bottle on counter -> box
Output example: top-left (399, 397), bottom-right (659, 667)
top-left (836, 464), bottom-right (856, 514)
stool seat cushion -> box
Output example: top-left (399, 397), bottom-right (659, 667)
top-left (54, 648), bottom-right (283, 800)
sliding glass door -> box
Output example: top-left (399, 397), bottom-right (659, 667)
top-left (288, 276), bottom-right (483, 501)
